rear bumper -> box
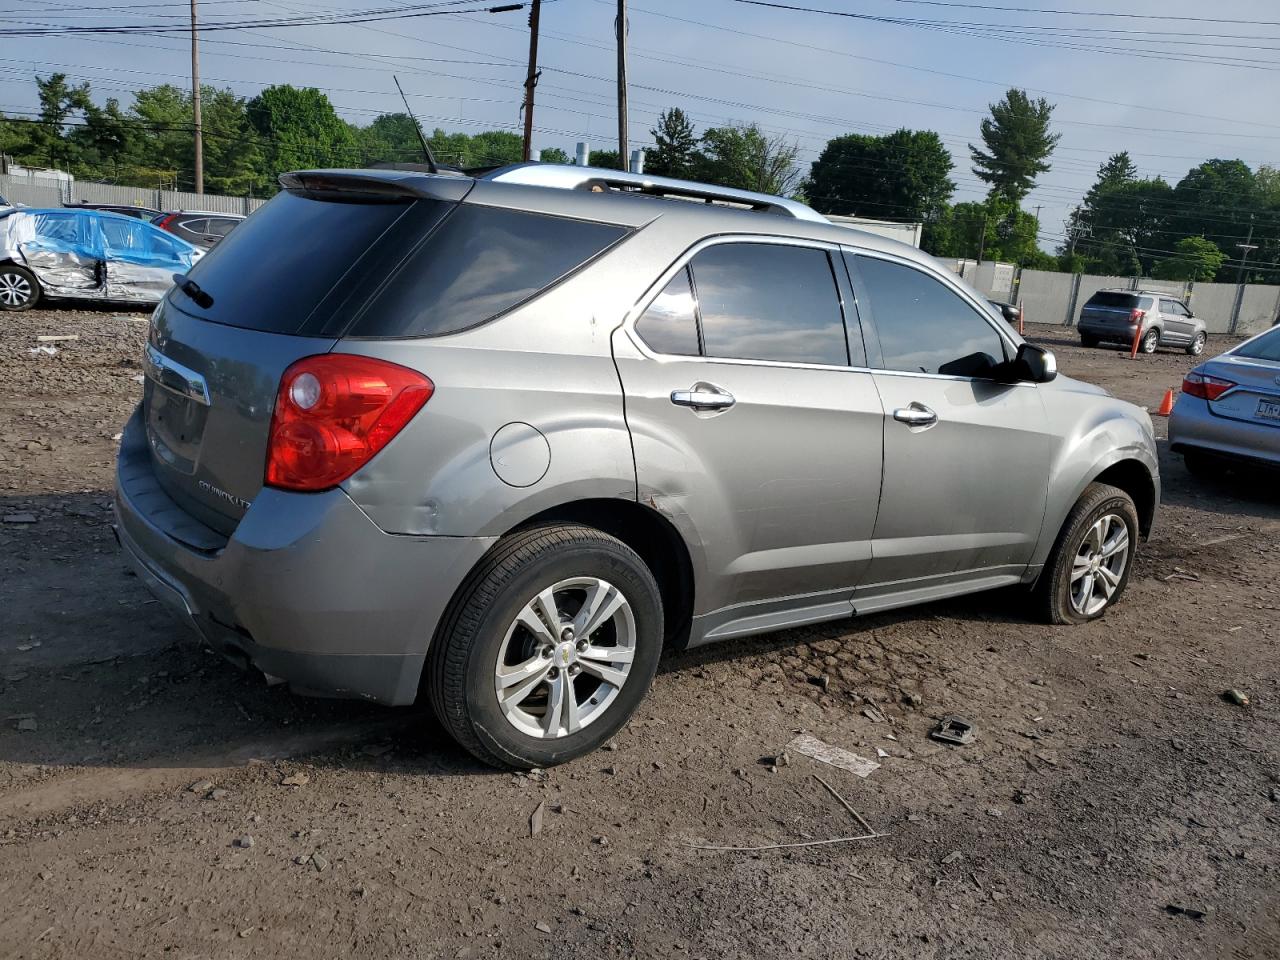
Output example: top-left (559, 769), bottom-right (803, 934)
top-left (1168, 396), bottom-right (1280, 468)
top-left (113, 407), bottom-right (497, 705)
top-left (1078, 319), bottom-right (1139, 340)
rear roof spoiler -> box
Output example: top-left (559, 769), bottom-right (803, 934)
top-left (279, 169), bottom-right (473, 204)
top-left (481, 163), bottom-right (829, 223)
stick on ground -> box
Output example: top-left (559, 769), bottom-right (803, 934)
top-left (814, 774), bottom-right (875, 835)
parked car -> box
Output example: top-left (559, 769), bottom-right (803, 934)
top-left (0, 208), bottom-right (201, 311)
top-left (114, 165), bottom-right (1159, 769)
top-left (65, 201), bottom-right (164, 221)
top-left (1078, 289), bottom-right (1208, 355)
top-left (1169, 324), bottom-right (1280, 475)
top-left (152, 210), bottom-right (245, 249)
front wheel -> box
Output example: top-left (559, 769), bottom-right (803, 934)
top-left (0, 263), bottom-right (39, 311)
top-left (1140, 329), bottom-right (1160, 354)
top-left (1186, 332), bottom-right (1207, 356)
top-left (1034, 483), bottom-right (1140, 625)
top-left (427, 524), bottom-right (663, 769)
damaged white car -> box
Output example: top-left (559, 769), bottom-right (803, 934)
top-left (0, 208), bottom-right (202, 311)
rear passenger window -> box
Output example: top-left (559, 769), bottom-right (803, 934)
top-left (353, 206), bottom-right (628, 338)
top-left (636, 267), bottom-right (700, 356)
top-left (689, 243), bottom-right (848, 366)
top-left (854, 256), bottom-right (1007, 377)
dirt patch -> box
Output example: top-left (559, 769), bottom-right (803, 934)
top-left (1, 312), bottom-right (1277, 958)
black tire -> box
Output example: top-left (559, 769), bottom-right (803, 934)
top-left (427, 523), bottom-right (663, 769)
top-left (1080, 333), bottom-right (1100, 348)
top-left (1186, 332), bottom-right (1207, 356)
top-left (0, 263), bottom-right (39, 311)
top-left (1140, 329), bottom-right (1160, 354)
top-left (1033, 482), bottom-right (1140, 625)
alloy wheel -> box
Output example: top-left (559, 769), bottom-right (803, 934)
top-left (494, 576), bottom-right (637, 739)
top-left (1190, 334), bottom-right (1206, 355)
top-left (0, 271), bottom-right (32, 307)
top-left (1069, 513), bottom-right (1130, 617)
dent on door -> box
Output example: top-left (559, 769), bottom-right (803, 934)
top-left (4, 214), bottom-right (100, 296)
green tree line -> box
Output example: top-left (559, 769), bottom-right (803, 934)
top-left (3, 75), bottom-right (1277, 282)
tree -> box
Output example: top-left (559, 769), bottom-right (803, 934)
top-left (647, 107), bottom-right (697, 179)
top-left (696, 124), bottom-right (800, 196)
top-left (538, 146), bottom-right (570, 164)
top-left (806, 128), bottom-right (953, 222)
top-left (360, 112), bottom-right (426, 165)
top-left (246, 85), bottom-right (360, 189)
top-left (588, 149), bottom-right (622, 170)
top-left (1065, 154), bottom-right (1174, 276)
top-left (1153, 236), bottom-right (1227, 281)
top-left (970, 89), bottom-right (1060, 208)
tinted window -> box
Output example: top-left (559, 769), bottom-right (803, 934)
top-left (352, 205), bottom-right (628, 338)
top-left (1086, 292), bottom-right (1138, 309)
top-left (172, 190), bottom-right (415, 334)
top-left (689, 243), bottom-right (848, 366)
top-left (855, 256), bottom-right (1007, 377)
top-left (207, 217), bottom-right (239, 236)
top-left (1236, 326), bottom-right (1280, 362)
top-left (636, 267), bottom-right (700, 356)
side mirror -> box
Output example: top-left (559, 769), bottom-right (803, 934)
top-left (1015, 343), bottom-right (1057, 383)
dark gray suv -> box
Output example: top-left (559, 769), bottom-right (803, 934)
top-left (115, 165), bottom-right (1159, 768)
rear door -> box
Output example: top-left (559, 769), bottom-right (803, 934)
top-left (847, 252), bottom-right (1051, 605)
top-left (613, 237), bottom-right (884, 626)
top-left (100, 214), bottom-right (196, 300)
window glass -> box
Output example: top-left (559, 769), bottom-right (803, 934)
top-left (636, 268), bottom-right (700, 356)
top-left (147, 228), bottom-right (187, 261)
top-left (352, 205), bottom-right (628, 338)
top-left (33, 213), bottom-right (83, 244)
top-left (1160, 299), bottom-right (1178, 314)
top-left (207, 218), bottom-right (239, 236)
top-left (180, 218), bottom-right (208, 235)
top-left (855, 256), bottom-right (1007, 377)
top-left (101, 217), bottom-right (149, 256)
top-left (1236, 326), bottom-right (1280, 362)
top-left (689, 243), bottom-right (848, 366)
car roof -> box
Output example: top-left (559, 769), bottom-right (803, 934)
top-left (282, 165), bottom-right (934, 267)
top-left (2, 207), bottom-right (202, 250)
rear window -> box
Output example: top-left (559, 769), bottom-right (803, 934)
top-left (1086, 292), bottom-right (1138, 309)
top-left (348, 205), bottom-right (629, 339)
top-left (1236, 326), bottom-right (1280, 362)
top-left (169, 191), bottom-right (418, 334)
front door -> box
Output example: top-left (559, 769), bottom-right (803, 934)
top-left (1161, 298), bottom-right (1196, 344)
top-left (613, 238), bottom-right (884, 636)
top-left (100, 215), bottom-right (194, 301)
top-left (846, 252), bottom-right (1051, 609)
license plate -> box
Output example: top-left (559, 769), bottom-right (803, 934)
top-left (1258, 398), bottom-right (1280, 422)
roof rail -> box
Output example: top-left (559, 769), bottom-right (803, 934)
top-left (481, 163), bottom-right (828, 223)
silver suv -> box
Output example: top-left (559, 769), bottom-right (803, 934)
top-left (1078, 289), bottom-right (1208, 355)
top-left (114, 165), bottom-right (1160, 768)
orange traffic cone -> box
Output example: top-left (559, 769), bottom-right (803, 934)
top-left (1156, 389), bottom-right (1175, 416)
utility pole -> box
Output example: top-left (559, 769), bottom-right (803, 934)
top-left (190, 0), bottom-right (203, 194)
top-left (976, 212), bottom-right (988, 265)
top-left (520, 0), bottom-right (541, 162)
top-left (1236, 219), bottom-right (1257, 284)
top-left (616, 0), bottom-right (628, 164)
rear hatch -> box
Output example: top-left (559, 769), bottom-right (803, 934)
top-left (142, 173), bottom-right (466, 535)
top-left (1081, 291), bottom-right (1143, 327)
top-left (1204, 334), bottom-right (1280, 429)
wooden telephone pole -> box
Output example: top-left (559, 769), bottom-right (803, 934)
top-left (616, 0), bottom-right (628, 165)
top-left (521, 0), bottom-right (541, 161)
top-left (190, 0), bottom-right (203, 194)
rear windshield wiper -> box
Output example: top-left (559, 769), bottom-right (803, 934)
top-left (173, 273), bottom-right (213, 309)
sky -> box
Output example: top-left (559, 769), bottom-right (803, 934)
top-left (3, 0), bottom-right (1279, 253)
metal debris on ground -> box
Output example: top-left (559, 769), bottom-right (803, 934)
top-left (28, 346), bottom-right (58, 357)
top-left (1224, 689), bottom-right (1250, 707)
top-left (786, 734), bottom-right (880, 779)
top-left (930, 716), bottom-right (977, 746)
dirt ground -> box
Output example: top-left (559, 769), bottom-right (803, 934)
top-left (1, 308), bottom-right (1277, 960)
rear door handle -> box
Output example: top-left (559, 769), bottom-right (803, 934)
top-left (671, 384), bottom-right (736, 411)
top-left (893, 403), bottom-right (938, 427)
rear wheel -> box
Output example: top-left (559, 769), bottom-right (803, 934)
top-left (1140, 329), bottom-right (1160, 354)
top-left (1034, 483), bottom-right (1140, 625)
top-left (428, 524), bottom-right (663, 769)
top-left (1080, 333), bottom-right (1099, 348)
top-left (1183, 450), bottom-right (1216, 479)
top-left (0, 263), bottom-right (38, 311)
top-left (1187, 332), bottom-right (1207, 356)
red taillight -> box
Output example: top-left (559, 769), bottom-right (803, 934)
top-left (155, 214), bottom-right (178, 230)
top-left (265, 354), bottom-right (433, 491)
top-left (1129, 308), bottom-right (1147, 324)
top-left (1182, 371), bottom-right (1234, 402)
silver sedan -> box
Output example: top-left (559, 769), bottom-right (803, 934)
top-left (1169, 325), bottom-right (1280, 474)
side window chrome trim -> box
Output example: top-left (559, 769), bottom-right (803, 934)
top-left (624, 233), bottom-right (858, 370)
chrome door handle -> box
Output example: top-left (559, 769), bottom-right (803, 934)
top-left (893, 403), bottom-right (938, 427)
top-left (671, 384), bottom-right (736, 410)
